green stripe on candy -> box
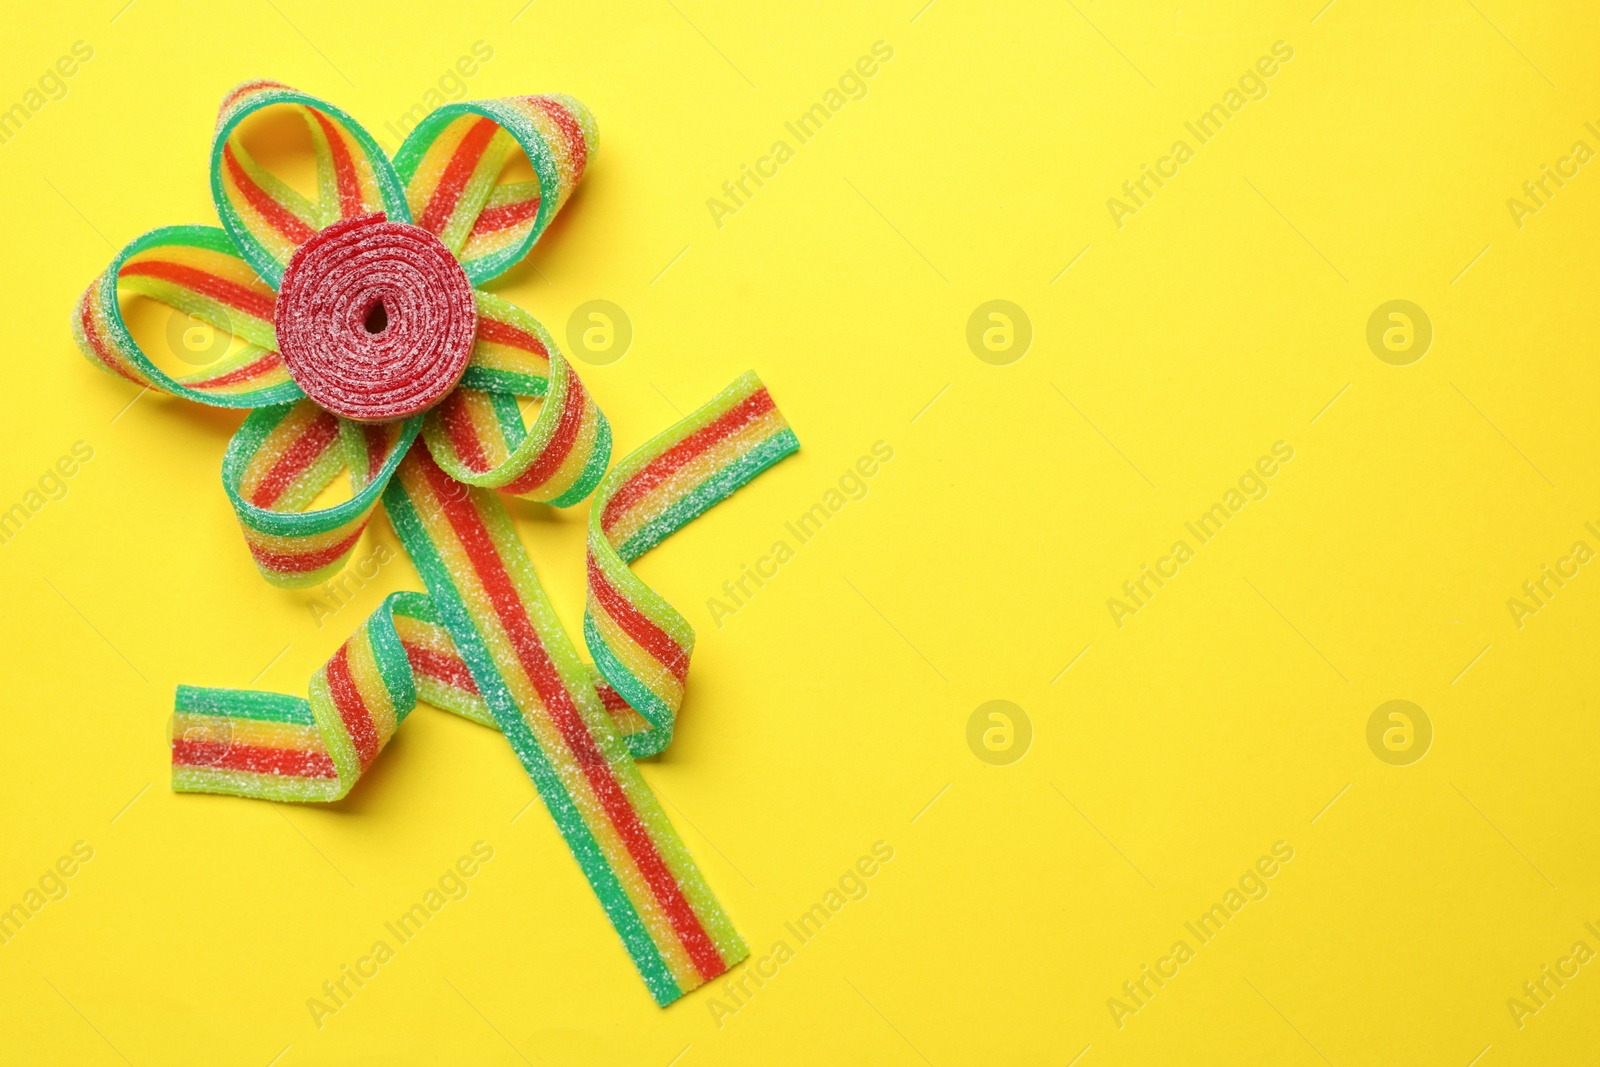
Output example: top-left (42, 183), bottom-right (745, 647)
top-left (458, 367), bottom-right (549, 396)
top-left (175, 684), bottom-right (314, 724)
top-left (166, 225), bottom-right (241, 257)
top-left (391, 589), bottom-right (439, 624)
top-left (366, 598), bottom-right (418, 724)
top-left (583, 614), bottom-right (672, 758)
top-left (488, 389), bottom-right (528, 450)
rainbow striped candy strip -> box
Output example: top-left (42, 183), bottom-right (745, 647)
top-left (172, 591), bottom-right (495, 802)
top-left (382, 376), bottom-right (795, 1003)
top-left (587, 372), bottom-right (800, 756)
top-left (172, 591), bottom-right (425, 802)
top-left (173, 376), bottom-right (797, 1004)
top-left (75, 84), bottom-right (610, 588)
top-left (221, 404), bottom-right (421, 587)
top-left (212, 81), bottom-right (409, 287)
top-left (392, 94), bottom-right (595, 284)
top-left (74, 80), bottom-right (793, 1006)
top-left (421, 291), bottom-right (611, 504)
top-left (73, 225), bottom-right (300, 408)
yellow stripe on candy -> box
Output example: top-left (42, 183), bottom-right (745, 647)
top-left (170, 714), bottom-right (327, 754)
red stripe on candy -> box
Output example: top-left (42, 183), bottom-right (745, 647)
top-left (529, 97), bottom-right (588, 179)
top-left (217, 81), bottom-right (289, 121)
top-left (249, 527), bottom-right (364, 574)
top-left (309, 108), bottom-right (365, 220)
top-left (223, 143), bottom-right (316, 244)
top-left (403, 643), bottom-right (480, 694)
top-left (78, 297), bottom-right (144, 385)
top-left (325, 643), bottom-right (381, 769)
top-left (602, 389), bottom-right (775, 533)
top-left (587, 554), bottom-right (688, 682)
top-left (362, 424), bottom-right (389, 482)
top-left (472, 196), bottom-right (539, 235)
top-left (476, 314), bottom-right (548, 357)
top-left (418, 116), bottom-right (499, 237)
top-left (415, 449), bottom-right (728, 980)
top-left (249, 411), bottom-right (341, 508)
top-left (172, 738), bottom-right (338, 778)
top-left (439, 391), bottom-right (493, 473)
top-left (188, 352), bottom-right (282, 391)
top-left (117, 260), bottom-right (276, 321)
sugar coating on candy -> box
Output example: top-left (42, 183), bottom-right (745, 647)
top-left (221, 403), bottom-right (420, 589)
top-left (583, 372), bottom-right (800, 758)
top-left (393, 95), bottom-right (599, 284)
top-left (78, 75), bottom-right (811, 1008)
top-left (382, 441), bottom-right (755, 1004)
top-left (275, 213), bottom-right (476, 423)
top-left (420, 291), bottom-right (613, 504)
top-left (71, 225), bottom-right (302, 410)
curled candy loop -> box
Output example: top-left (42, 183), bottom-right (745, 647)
top-left (73, 225), bottom-right (301, 409)
top-left (173, 590), bottom-right (427, 801)
top-left (221, 402), bottom-right (420, 587)
top-left (585, 372), bottom-right (800, 756)
top-left (394, 95), bottom-right (597, 284)
top-left (211, 80), bottom-right (411, 287)
top-left (421, 291), bottom-right (611, 503)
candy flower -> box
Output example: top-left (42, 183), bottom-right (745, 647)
top-left (69, 81), bottom-right (799, 1006)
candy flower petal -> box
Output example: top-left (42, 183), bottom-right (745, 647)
top-left (73, 224), bottom-right (302, 408)
top-left (211, 80), bottom-right (410, 288)
top-left (422, 290), bottom-right (611, 503)
top-left (222, 403), bottom-right (421, 587)
top-left (393, 95), bottom-right (597, 285)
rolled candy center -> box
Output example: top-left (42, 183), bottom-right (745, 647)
top-left (275, 213), bottom-right (477, 423)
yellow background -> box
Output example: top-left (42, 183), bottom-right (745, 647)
top-left (2, 0), bottom-right (1599, 1062)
